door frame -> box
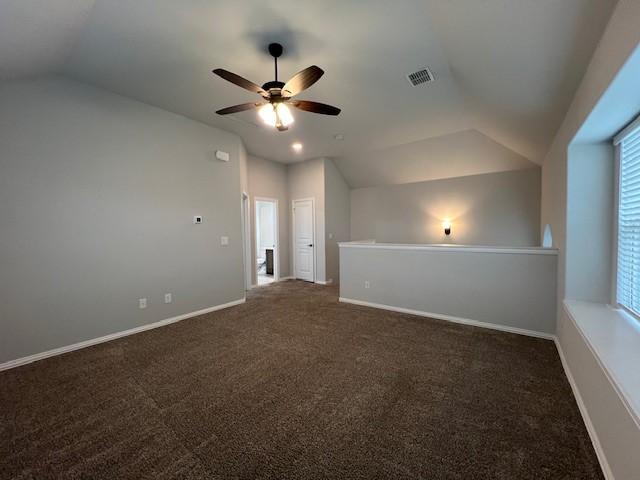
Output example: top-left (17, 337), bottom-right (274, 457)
top-left (241, 192), bottom-right (251, 291)
top-left (254, 196), bottom-right (279, 282)
top-left (292, 197), bottom-right (316, 282)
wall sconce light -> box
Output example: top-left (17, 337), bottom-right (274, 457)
top-left (443, 219), bottom-right (451, 236)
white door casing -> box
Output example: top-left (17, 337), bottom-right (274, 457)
top-left (293, 198), bottom-right (315, 282)
top-left (241, 193), bottom-right (251, 291)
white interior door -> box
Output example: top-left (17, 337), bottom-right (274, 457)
top-left (293, 199), bottom-right (314, 282)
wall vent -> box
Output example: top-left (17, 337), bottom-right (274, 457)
top-left (406, 68), bottom-right (435, 86)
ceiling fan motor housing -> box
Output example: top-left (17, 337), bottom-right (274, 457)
top-left (268, 43), bottom-right (283, 58)
top-left (262, 80), bottom-right (285, 98)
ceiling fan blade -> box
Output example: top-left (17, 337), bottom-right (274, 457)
top-left (291, 100), bottom-right (341, 116)
top-left (216, 102), bottom-right (265, 115)
top-left (282, 66), bottom-right (324, 97)
top-left (212, 69), bottom-right (267, 96)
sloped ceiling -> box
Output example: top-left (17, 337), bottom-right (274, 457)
top-left (339, 130), bottom-right (538, 189)
top-left (0, 0), bottom-right (617, 187)
top-left (0, 0), bottom-right (95, 79)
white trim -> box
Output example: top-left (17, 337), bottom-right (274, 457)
top-left (241, 192), bottom-right (252, 291)
top-left (255, 196), bottom-right (280, 282)
top-left (0, 298), bottom-right (246, 372)
top-left (292, 197), bottom-right (316, 282)
top-left (316, 279), bottom-right (333, 285)
top-left (613, 112), bottom-right (640, 145)
top-left (338, 242), bottom-right (558, 256)
top-left (612, 145), bottom-right (621, 306)
top-left (563, 301), bottom-right (640, 428)
top-left (554, 337), bottom-right (614, 480)
top-left (338, 297), bottom-right (554, 339)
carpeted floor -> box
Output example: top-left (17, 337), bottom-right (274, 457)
top-left (1, 280), bottom-right (602, 479)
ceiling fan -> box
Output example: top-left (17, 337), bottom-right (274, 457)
top-left (212, 43), bottom-right (341, 131)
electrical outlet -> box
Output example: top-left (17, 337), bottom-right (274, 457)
top-left (364, 281), bottom-right (370, 289)
top-left (193, 215), bottom-right (203, 224)
top-left (139, 298), bottom-right (147, 309)
top-left (221, 236), bottom-right (229, 246)
top-left (164, 293), bottom-right (172, 304)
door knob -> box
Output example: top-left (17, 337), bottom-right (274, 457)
top-left (308, 244), bottom-right (313, 247)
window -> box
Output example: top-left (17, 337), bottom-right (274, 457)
top-left (615, 114), bottom-right (640, 315)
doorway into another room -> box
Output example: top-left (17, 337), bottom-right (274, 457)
top-left (255, 198), bottom-right (278, 286)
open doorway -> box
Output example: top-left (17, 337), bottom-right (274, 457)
top-left (255, 198), bottom-right (278, 286)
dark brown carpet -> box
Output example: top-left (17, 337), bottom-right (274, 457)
top-left (1, 280), bottom-right (602, 479)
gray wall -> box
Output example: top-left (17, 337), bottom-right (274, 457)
top-left (558, 306), bottom-right (640, 479)
top-left (340, 245), bottom-right (557, 335)
top-left (247, 155), bottom-right (290, 284)
top-left (351, 168), bottom-right (541, 247)
top-left (245, 155), bottom-right (351, 286)
top-left (0, 76), bottom-right (245, 363)
top-left (288, 158), bottom-right (326, 282)
top-left (566, 143), bottom-right (614, 303)
top-left (324, 158), bottom-right (351, 283)
top-left (540, 2), bottom-right (640, 477)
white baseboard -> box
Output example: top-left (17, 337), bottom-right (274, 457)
top-left (554, 338), bottom-right (613, 479)
top-left (338, 297), bottom-right (554, 340)
top-left (0, 298), bottom-right (246, 372)
top-left (338, 296), bottom-right (608, 478)
top-left (280, 276), bottom-right (294, 281)
top-left (316, 279), bottom-right (333, 285)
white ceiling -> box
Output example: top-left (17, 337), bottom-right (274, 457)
top-left (0, 0), bottom-right (95, 79)
top-left (339, 130), bottom-right (537, 189)
top-left (0, 0), bottom-right (617, 186)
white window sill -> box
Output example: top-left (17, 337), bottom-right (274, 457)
top-left (564, 299), bottom-right (640, 427)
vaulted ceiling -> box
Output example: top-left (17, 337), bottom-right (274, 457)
top-left (0, 0), bottom-right (617, 187)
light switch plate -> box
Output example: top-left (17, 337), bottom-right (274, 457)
top-left (221, 236), bottom-right (229, 246)
top-left (193, 215), bottom-right (203, 224)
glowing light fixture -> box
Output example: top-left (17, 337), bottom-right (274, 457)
top-left (258, 103), bottom-right (294, 130)
top-left (291, 142), bottom-right (303, 152)
top-left (442, 219), bottom-right (451, 236)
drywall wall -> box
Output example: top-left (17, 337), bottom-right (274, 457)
top-left (247, 156), bottom-right (349, 286)
top-left (0, 76), bottom-right (245, 364)
top-left (247, 155), bottom-right (290, 284)
top-left (351, 168), bottom-right (541, 247)
top-left (540, 1), bottom-right (640, 477)
top-left (557, 305), bottom-right (640, 479)
top-left (288, 158), bottom-right (326, 282)
top-left (239, 142), bottom-right (248, 195)
top-left (541, 0), bottom-right (640, 300)
top-left (324, 158), bottom-right (350, 284)
top-left (566, 143), bottom-right (614, 303)
top-left (339, 244), bottom-right (557, 335)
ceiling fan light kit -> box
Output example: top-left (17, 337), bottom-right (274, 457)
top-left (213, 43), bottom-right (340, 132)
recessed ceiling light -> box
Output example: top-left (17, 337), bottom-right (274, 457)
top-left (333, 133), bottom-right (344, 141)
top-left (291, 142), bottom-right (303, 152)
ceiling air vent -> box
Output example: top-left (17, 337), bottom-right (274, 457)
top-left (406, 68), bottom-right (434, 86)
